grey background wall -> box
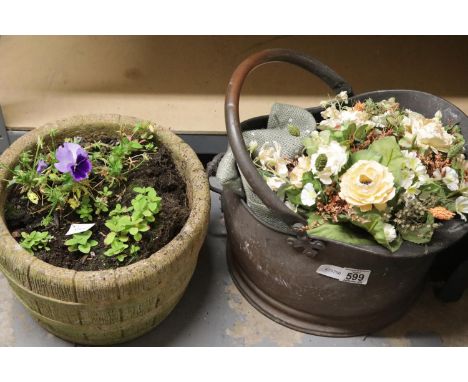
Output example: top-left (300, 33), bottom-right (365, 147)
top-left (0, 36), bottom-right (467, 134)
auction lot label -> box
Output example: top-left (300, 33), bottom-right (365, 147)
top-left (316, 264), bottom-right (371, 285)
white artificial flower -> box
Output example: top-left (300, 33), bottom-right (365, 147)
top-left (247, 140), bottom-right (258, 153)
top-left (401, 109), bottom-right (454, 153)
top-left (289, 156), bottom-right (312, 188)
top-left (257, 141), bottom-right (282, 168)
top-left (257, 141), bottom-right (289, 177)
top-left (433, 167), bottom-right (459, 191)
top-left (398, 131), bottom-right (417, 150)
top-left (399, 150), bottom-right (428, 188)
top-left (310, 140), bottom-right (348, 185)
top-left (402, 110), bottom-right (425, 131)
top-left (402, 150), bottom-right (426, 176)
top-left (415, 120), bottom-right (454, 153)
top-left (371, 111), bottom-right (391, 128)
top-left (379, 97), bottom-right (399, 112)
top-left (275, 159), bottom-right (289, 177)
top-left (400, 168), bottom-right (415, 189)
top-left (300, 183), bottom-right (318, 207)
top-left (383, 223), bottom-right (397, 243)
top-left (461, 181), bottom-right (468, 197)
top-left (337, 91), bottom-right (349, 103)
top-left (314, 167), bottom-right (334, 185)
top-left (455, 196), bottom-right (468, 221)
top-left (308, 130), bottom-right (331, 147)
top-left (297, 155), bottom-right (313, 171)
top-left (405, 182), bottom-right (422, 199)
top-left (319, 105), bottom-right (373, 130)
top-left (321, 106), bottom-right (340, 120)
top-left (289, 167), bottom-right (305, 188)
top-left (266, 176), bottom-right (285, 191)
top-left (417, 173), bottom-right (430, 185)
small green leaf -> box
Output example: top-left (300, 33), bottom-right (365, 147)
top-left (354, 124), bottom-right (368, 141)
top-left (104, 232), bottom-right (116, 245)
top-left (27, 190), bottom-right (39, 204)
top-left (78, 244), bottom-right (91, 254)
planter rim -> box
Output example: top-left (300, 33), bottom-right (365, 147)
top-left (0, 114), bottom-right (209, 282)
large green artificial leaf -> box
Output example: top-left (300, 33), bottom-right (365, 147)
top-left (419, 181), bottom-right (448, 202)
top-left (367, 136), bottom-right (405, 184)
top-left (349, 209), bottom-right (402, 252)
top-left (399, 213), bottom-right (435, 244)
top-left (350, 149), bottom-right (382, 164)
top-left (350, 136), bottom-right (404, 184)
top-left (306, 215), bottom-right (375, 246)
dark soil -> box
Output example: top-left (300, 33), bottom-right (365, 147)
top-left (5, 145), bottom-right (190, 271)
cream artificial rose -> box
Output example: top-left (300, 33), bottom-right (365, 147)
top-left (401, 110), bottom-right (454, 153)
top-left (339, 160), bottom-right (396, 212)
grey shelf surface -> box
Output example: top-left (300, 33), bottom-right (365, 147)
top-left (1, 192), bottom-right (467, 346)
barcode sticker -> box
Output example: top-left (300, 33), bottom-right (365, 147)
top-left (316, 264), bottom-right (371, 285)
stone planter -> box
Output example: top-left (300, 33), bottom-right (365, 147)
top-left (0, 115), bottom-right (210, 345)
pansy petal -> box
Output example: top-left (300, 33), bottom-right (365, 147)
top-left (62, 142), bottom-right (83, 162)
top-left (71, 154), bottom-right (92, 181)
top-left (54, 161), bottom-right (73, 173)
top-left (36, 160), bottom-right (48, 173)
top-left (55, 144), bottom-right (74, 165)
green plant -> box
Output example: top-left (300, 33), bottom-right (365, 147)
top-left (131, 187), bottom-right (162, 225)
top-left (64, 230), bottom-right (98, 254)
top-left (2, 122), bottom-right (164, 264)
top-left (105, 214), bottom-right (150, 242)
top-left (2, 147), bottom-right (47, 199)
top-left (20, 231), bottom-right (53, 254)
top-left (94, 186), bottom-right (112, 215)
top-left (103, 187), bottom-right (161, 262)
top-left (77, 196), bottom-right (93, 222)
top-left (103, 233), bottom-right (129, 262)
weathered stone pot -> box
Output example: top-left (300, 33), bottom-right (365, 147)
top-left (0, 115), bottom-right (210, 345)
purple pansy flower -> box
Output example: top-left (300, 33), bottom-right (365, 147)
top-left (36, 159), bottom-right (49, 173)
top-left (54, 142), bottom-right (92, 181)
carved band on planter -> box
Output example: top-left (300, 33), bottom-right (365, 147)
top-left (0, 115), bottom-right (210, 345)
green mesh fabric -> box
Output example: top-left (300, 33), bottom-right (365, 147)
top-left (216, 103), bottom-right (317, 233)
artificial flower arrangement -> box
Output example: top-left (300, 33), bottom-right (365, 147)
top-left (1, 123), bottom-right (189, 270)
top-left (251, 92), bottom-right (468, 252)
